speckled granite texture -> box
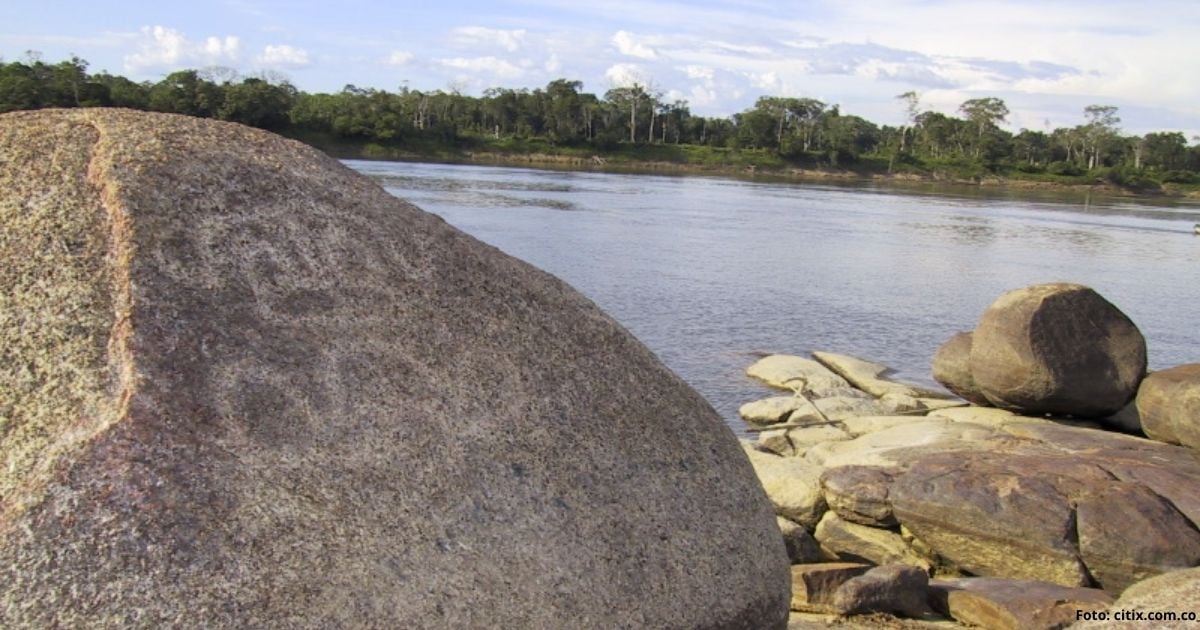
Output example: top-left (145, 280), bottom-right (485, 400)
top-left (0, 108), bottom-right (789, 629)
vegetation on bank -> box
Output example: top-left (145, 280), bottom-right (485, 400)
top-left (4, 53), bottom-right (1200, 194)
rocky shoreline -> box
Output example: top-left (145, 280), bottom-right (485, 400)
top-left (741, 284), bottom-right (1200, 629)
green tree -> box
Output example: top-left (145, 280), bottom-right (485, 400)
top-left (1082, 105), bottom-right (1120, 170)
top-left (958, 97), bottom-right (1009, 158)
top-left (218, 77), bottom-right (296, 129)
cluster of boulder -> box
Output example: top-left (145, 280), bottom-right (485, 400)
top-left (741, 283), bottom-right (1200, 629)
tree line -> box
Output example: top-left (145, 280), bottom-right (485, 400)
top-left (3, 53), bottom-right (1198, 186)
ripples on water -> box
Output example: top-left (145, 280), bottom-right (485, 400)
top-left (348, 159), bottom-right (1200, 435)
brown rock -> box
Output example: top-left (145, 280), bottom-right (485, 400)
top-left (1137, 364), bottom-right (1200, 449)
top-left (820, 465), bottom-right (899, 527)
top-left (891, 452), bottom-right (1102, 587)
top-left (930, 577), bottom-right (1112, 630)
top-left (0, 109), bottom-right (790, 628)
top-left (1076, 482), bottom-right (1200, 593)
top-left (779, 517), bottom-right (827, 564)
top-left (790, 563), bottom-right (872, 613)
top-left (1074, 567), bottom-right (1200, 629)
top-left (814, 512), bottom-right (932, 571)
top-left (833, 564), bottom-right (932, 617)
top-left (931, 332), bottom-right (989, 405)
top-left (968, 283), bottom-right (1147, 417)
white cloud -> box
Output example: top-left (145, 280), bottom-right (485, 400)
top-left (385, 50), bottom-right (415, 66)
top-left (257, 44), bottom-right (310, 69)
top-left (612, 30), bottom-right (658, 60)
top-left (748, 71), bottom-right (780, 92)
top-left (683, 65), bottom-right (714, 81)
top-left (451, 26), bottom-right (527, 52)
top-left (544, 53), bottom-right (562, 73)
top-left (438, 56), bottom-right (525, 79)
top-left (124, 26), bottom-right (239, 72)
top-left (605, 62), bottom-right (648, 87)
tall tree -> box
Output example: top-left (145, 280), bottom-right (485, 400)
top-left (1082, 105), bottom-right (1120, 170)
top-left (959, 97), bottom-right (1009, 158)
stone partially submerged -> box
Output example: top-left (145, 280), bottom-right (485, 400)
top-left (0, 109), bottom-right (790, 628)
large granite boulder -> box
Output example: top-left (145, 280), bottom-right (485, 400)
top-left (1137, 364), bottom-right (1200, 449)
top-left (968, 283), bottom-right (1147, 417)
top-left (0, 109), bottom-right (789, 628)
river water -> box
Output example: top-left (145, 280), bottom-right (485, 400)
top-left (348, 159), bottom-right (1200, 434)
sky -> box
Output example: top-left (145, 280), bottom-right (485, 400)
top-left (5, 0), bottom-right (1200, 137)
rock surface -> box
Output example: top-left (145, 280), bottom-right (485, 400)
top-left (789, 563), bottom-right (872, 613)
top-left (931, 331), bottom-right (989, 405)
top-left (1074, 567), bottom-right (1200, 629)
top-left (968, 283), bottom-right (1147, 417)
top-left (833, 564), bottom-right (932, 617)
top-left (779, 516), bottom-right (827, 564)
top-left (747, 354), bottom-right (853, 396)
top-left (744, 444), bottom-right (828, 528)
top-left (930, 577), bottom-right (1112, 630)
top-left (814, 512), bottom-right (931, 570)
top-left (0, 109), bottom-right (790, 628)
top-left (820, 465), bottom-right (898, 527)
top-left (1075, 482), bottom-right (1200, 593)
top-left (1137, 364), bottom-right (1200, 449)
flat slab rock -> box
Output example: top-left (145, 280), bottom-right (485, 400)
top-left (790, 563), bottom-right (872, 613)
top-left (930, 577), bottom-right (1112, 630)
top-left (0, 109), bottom-right (790, 628)
top-left (891, 442), bottom-right (1200, 592)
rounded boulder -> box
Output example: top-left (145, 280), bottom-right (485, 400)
top-left (1137, 364), bottom-right (1200, 449)
top-left (931, 331), bottom-right (989, 405)
top-left (968, 283), bottom-right (1146, 417)
top-left (0, 109), bottom-right (789, 628)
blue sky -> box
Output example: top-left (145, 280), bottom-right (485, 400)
top-left (5, 1), bottom-right (1200, 137)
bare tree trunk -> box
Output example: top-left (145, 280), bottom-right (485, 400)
top-left (629, 97), bottom-right (637, 143)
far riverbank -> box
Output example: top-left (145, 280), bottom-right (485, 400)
top-left (294, 131), bottom-right (1200, 201)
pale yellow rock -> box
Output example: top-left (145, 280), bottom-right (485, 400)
top-left (747, 355), bottom-right (851, 396)
top-left (786, 425), bottom-right (853, 451)
top-left (744, 444), bottom-right (828, 528)
top-left (814, 512), bottom-right (933, 571)
top-left (813, 351), bottom-right (925, 399)
top-left (839, 415), bottom-right (921, 437)
top-left (741, 396), bottom-right (814, 426)
top-left (759, 429), bottom-right (796, 457)
top-left (804, 420), bottom-right (998, 468)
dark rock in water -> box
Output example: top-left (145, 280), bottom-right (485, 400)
top-left (1137, 364), bottom-right (1200, 450)
top-left (0, 109), bottom-right (789, 628)
top-left (929, 577), bottom-right (1112, 630)
top-left (832, 564), bottom-right (932, 617)
top-left (931, 331), bottom-right (989, 405)
top-left (968, 283), bottom-right (1147, 417)
top-left (1075, 482), bottom-right (1200, 593)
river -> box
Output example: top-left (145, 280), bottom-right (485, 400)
top-left (348, 159), bottom-right (1200, 434)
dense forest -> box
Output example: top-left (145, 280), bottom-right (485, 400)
top-left (3, 54), bottom-right (1200, 191)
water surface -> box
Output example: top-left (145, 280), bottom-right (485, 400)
top-left (348, 159), bottom-right (1200, 434)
